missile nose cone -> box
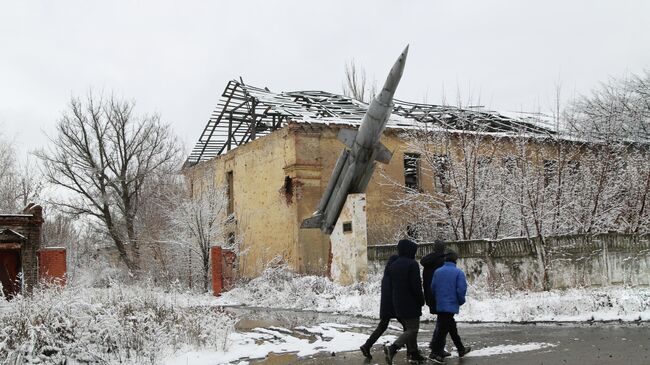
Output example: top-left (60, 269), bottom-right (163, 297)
top-left (378, 45), bottom-right (409, 103)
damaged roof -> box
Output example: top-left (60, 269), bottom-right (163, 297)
top-left (186, 79), bottom-right (557, 166)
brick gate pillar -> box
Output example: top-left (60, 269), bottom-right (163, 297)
top-left (38, 247), bottom-right (67, 285)
top-left (211, 246), bottom-right (223, 296)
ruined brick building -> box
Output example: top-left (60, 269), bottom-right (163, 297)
top-left (0, 204), bottom-right (66, 298)
top-left (182, 80), bottom-right (557, 279)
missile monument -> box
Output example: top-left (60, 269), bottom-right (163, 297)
top-left (301, 46), bottom-right (409, 284)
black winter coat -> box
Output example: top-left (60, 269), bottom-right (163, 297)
top-left (420, 251), bottom-right (446, 314)
top-left (379, 255), bottom-right (399, 319)
top-left (387, 239), bottom-right (425, 319)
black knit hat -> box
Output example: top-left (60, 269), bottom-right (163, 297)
top-left (433, 240), bottom-right (446, 253)
top-left (445, 250), bottom-right (458, 263)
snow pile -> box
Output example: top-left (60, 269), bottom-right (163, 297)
top-left (462, 287), bottom-right (650, 322)
top-left (464, 342), bottom-right (557, 357)
top-left (218, 267), bottom-right (650, 322)
top-left (0, 284), bottom-right (233, 364)
top-left (219, 266), bottom-right (382, 314)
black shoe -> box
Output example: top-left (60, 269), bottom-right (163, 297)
top-left (407, 351), bottom-right (426, 363)
top-left (458, 346), bottom-right (472, 358)
top-left (441, 350), bottom-right (451, 358)
top-left (384, 344), bottom-right (398, 365)
top-left (360, 344), bottom-right (372, 359)
top-left (427, 352), bottom-right (445, 363)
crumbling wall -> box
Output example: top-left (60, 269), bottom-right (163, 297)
top-left (368, 233), bottom-right (650, 290)
top-left (0, 204), bottom-right (44, 293)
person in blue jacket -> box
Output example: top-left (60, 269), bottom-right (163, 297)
top-left (428, 250), bottom-right (471, 363)
top-left (383, 239), bottom-right (426, 364)
top-left (359, 254), bottom-right (398, 359)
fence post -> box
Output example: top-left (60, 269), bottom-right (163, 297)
top-left (602, 235), bottom-right (610, 285)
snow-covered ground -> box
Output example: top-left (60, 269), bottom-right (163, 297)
top-left (165, 322), bottom-right (388, 365)
top-left (164, 321), bottom-right (558, 365)
top-left (2, 267), bottom-right (648, 364)
top-left (0, 283), bottom-right (233, 364)
top-left (216, 266), bottom-right (650, 322)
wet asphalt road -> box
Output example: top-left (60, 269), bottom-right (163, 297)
top-left (227, 307), bottom-right (650, 365)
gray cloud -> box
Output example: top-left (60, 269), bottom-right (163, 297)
top-left (1, 0), bottom-right (649, 154)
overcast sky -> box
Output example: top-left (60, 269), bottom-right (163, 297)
top-left (1, 0), bottom-right (649, 157)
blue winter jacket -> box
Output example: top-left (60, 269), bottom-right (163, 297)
top-left (431, 262), bottom-right (467, 314)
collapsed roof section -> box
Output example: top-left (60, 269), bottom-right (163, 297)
top-left (185, 79), bottom-right (556, 166)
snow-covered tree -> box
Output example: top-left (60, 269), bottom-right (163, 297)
top-left (384, 119), bottom-right (649, 242)
top-left (166, 177), bottom-right (233, 292)
top-left (566, 70), bottom-right (650, 143)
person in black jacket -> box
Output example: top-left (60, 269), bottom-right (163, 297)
top-left (383, 239), bottom-right (426, 364)
top-left (420, 240), bottom-right (450, 356)
top-left (359, 254), bottom-right (399, 359)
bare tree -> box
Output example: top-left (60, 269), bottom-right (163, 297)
top-left (0, 134), bottom-right (41, 212)
top-left (0, 135), bottom-right (16, 211)
top-left (36, 93), bottom-right (181, 273)
top-left (342, 59), bottom-right (376, 103)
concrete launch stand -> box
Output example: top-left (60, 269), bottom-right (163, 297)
top-left (330, 193), bottom-right (368, 285)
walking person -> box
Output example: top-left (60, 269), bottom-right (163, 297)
top-left (419, 240), bottom-right (451, 357)
top-left (383, 239), bottom-right (426, 364)
top-left (428, 250), bottom-right (471, 363)
top-left (359, 254), bottom-right (399, 359)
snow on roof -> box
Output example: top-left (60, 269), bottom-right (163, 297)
top-left (0, 228), bottom-right (27, 240)
top-left (185, 80), bottom-right (559, 165)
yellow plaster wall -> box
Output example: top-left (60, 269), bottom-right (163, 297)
top-left (184, 124), bottom-right (572, 279)
top-left (185, 129), bottom-right (301, 278)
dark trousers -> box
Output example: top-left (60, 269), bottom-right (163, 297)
top-left (428, 317), bottom-right (441, 349)
top-left (431, 312), bottom-right (464, 355)
top-left (393, 317), bottom-right (420, 354)
top-left (364, 318), bottom-right (390, 348)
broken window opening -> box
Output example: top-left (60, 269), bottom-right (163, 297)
top-left (226, 171), bottom-right (234, 215)
top-left (434, 154), bottom-right (450, 194)
top-left (567, 160), bottom-right (580, 176)
top-left (404, 153), bottom-right (421, 190)
top-left (543, 159), bottom-right (557, 187)
top-left (406, 224), bottom-right (418, 239)
top-left (502, 156), bottom-right (519, 173)
top-left (477, 156), bottom-right (493, 168)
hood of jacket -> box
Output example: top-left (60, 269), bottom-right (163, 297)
top-left (397, 239), bottom-right (418, 259)
top-left (433, 240), bottom-right (446, 254)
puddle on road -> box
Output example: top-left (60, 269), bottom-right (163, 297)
top-left (236, 318), bottom-right (287, 331)
top-left (248, 352), bottom-right (300, 364)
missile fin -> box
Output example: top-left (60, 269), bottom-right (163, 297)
top-left (300, 213), bottom-right (323, 228)
top-left (337, 128), bottom-right (357, 148)
top-left (374, 142), bottom-right (393, 164)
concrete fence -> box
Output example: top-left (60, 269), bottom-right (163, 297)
top-left (368, 233), bottom-right (650, 290)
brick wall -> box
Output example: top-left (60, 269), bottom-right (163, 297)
top-left (211, 246), bottom-right (223, 296)
top-left (38, 247), bottom-right (67, 285)
top-left (211, 246), bottom-right (237, 296)
top-left (0, 204), bottom-right (44, 293)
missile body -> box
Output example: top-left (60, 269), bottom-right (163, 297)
top-left (302, 46), bottom-right (408, 234)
